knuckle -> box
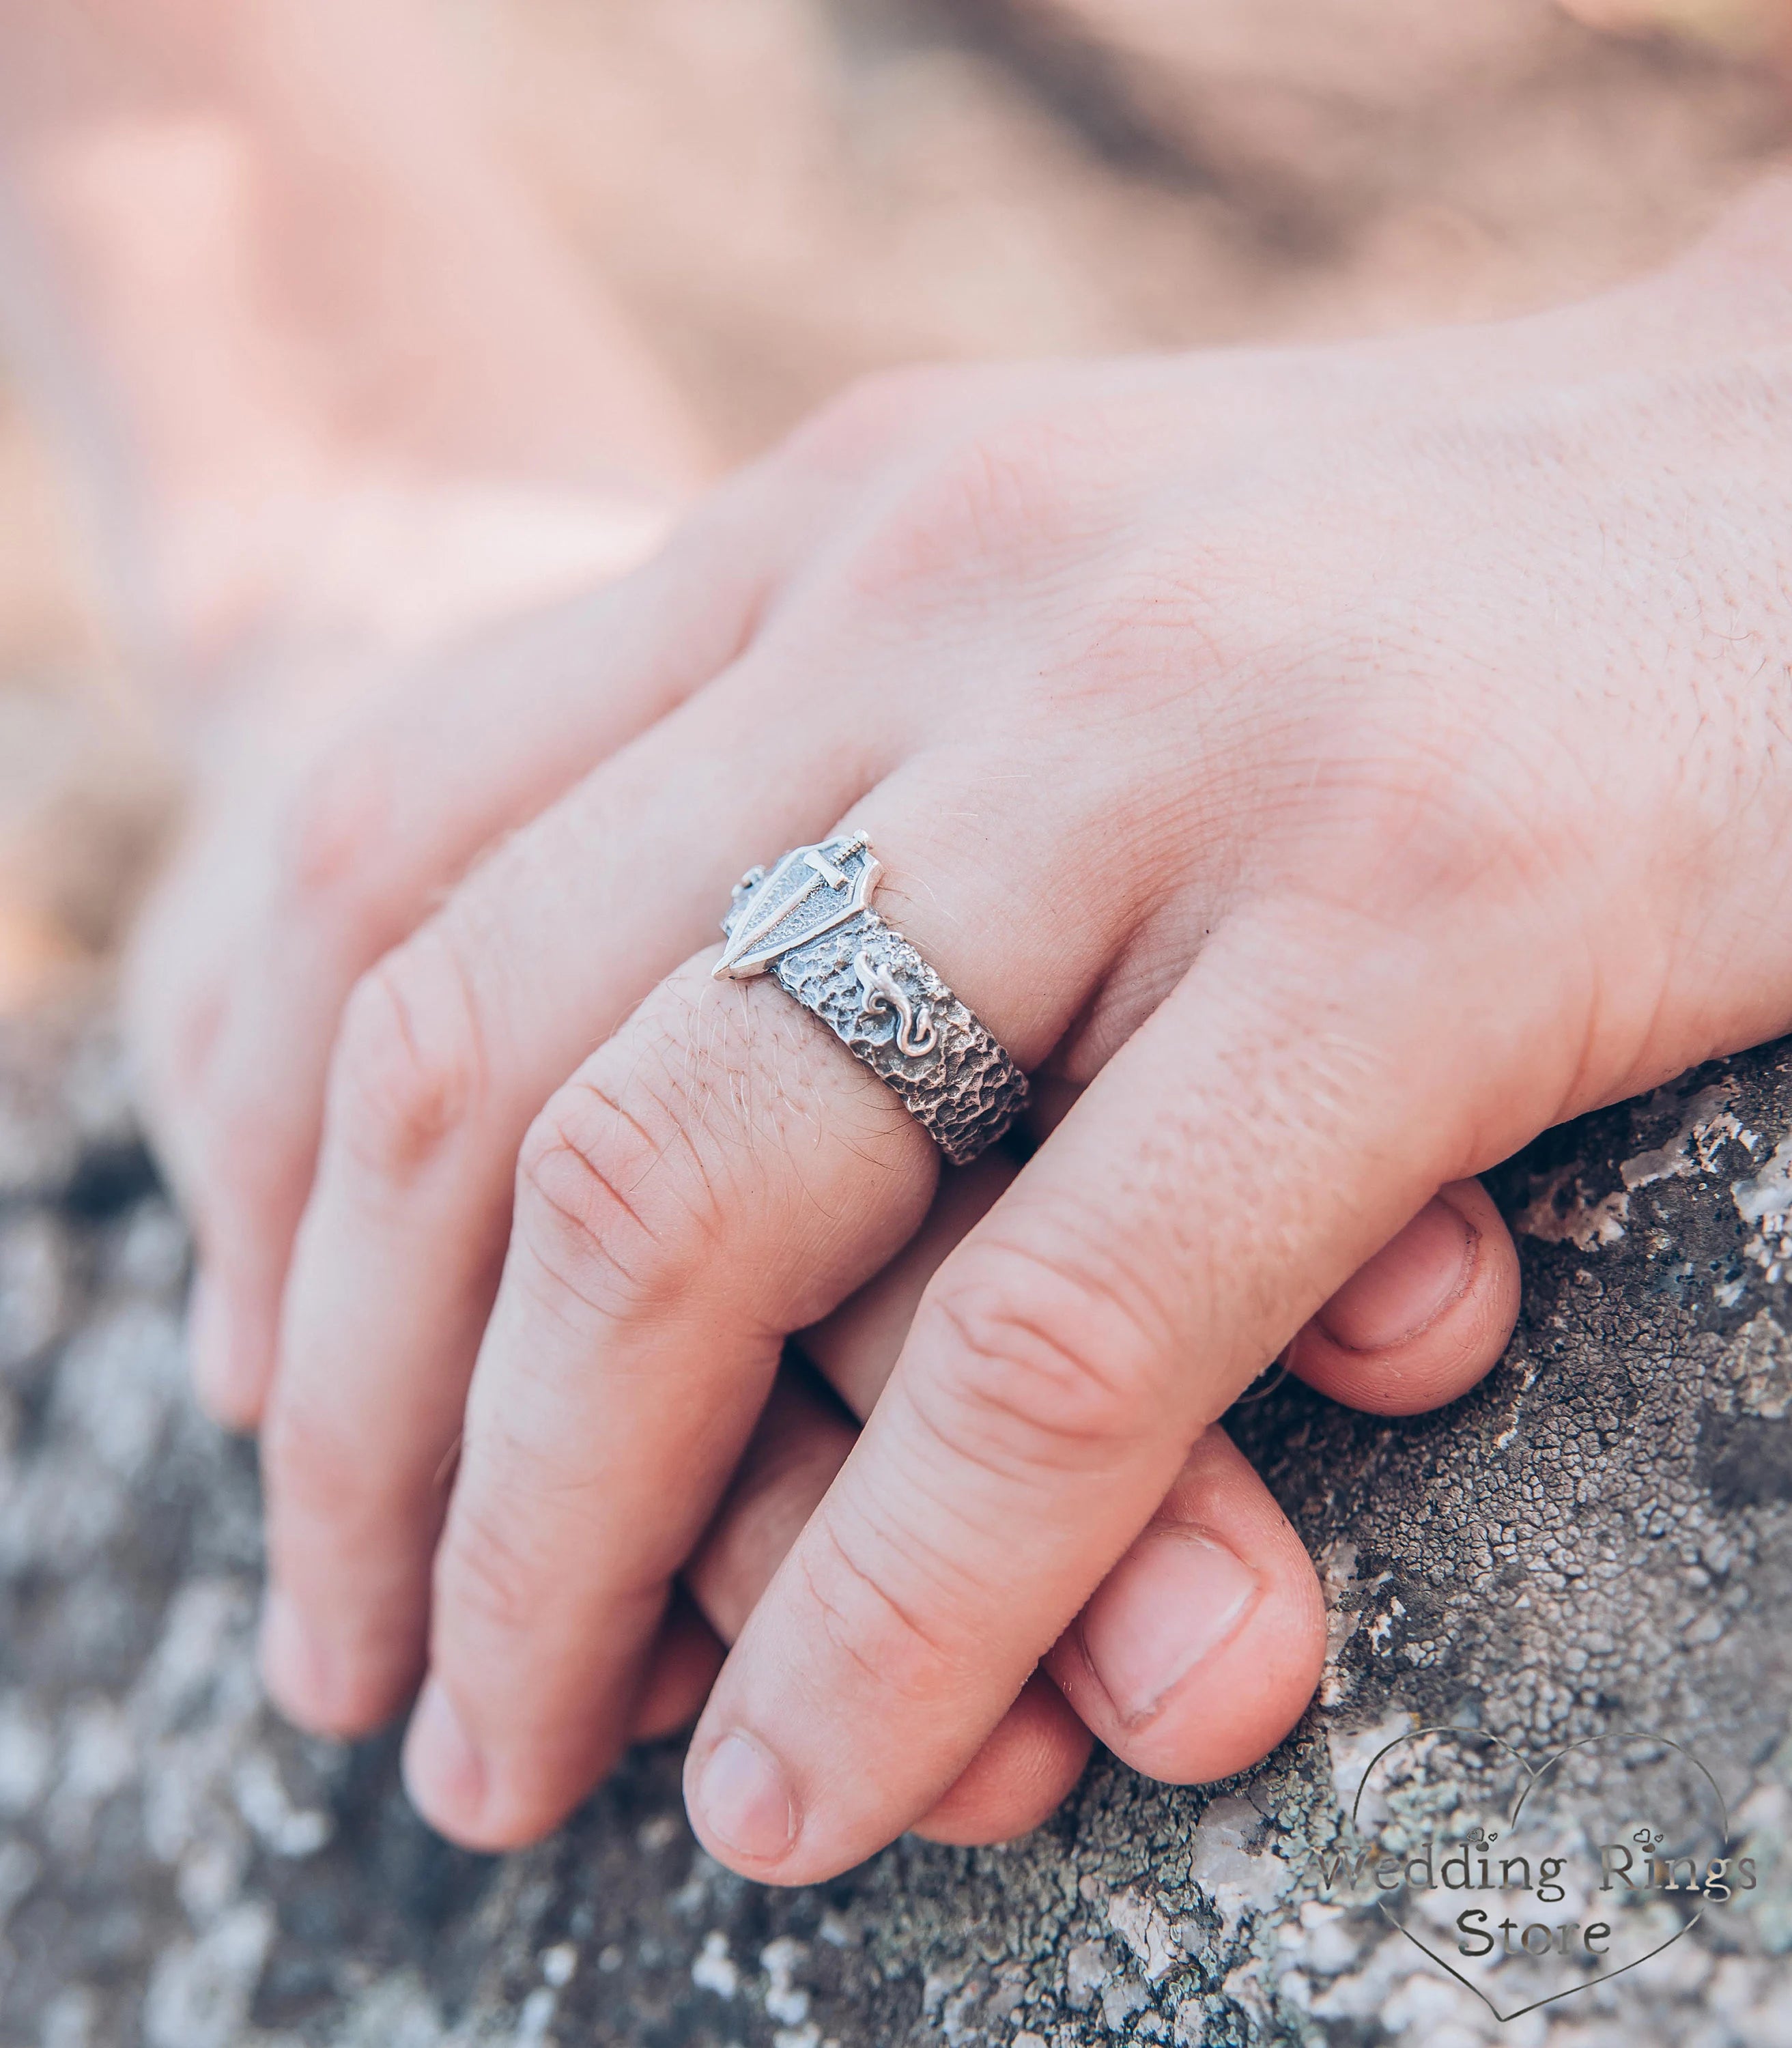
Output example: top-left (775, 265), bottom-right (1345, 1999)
top-left (436, 1490), bottom-right (552, 1642)
top-left (782, 365), bottom-right (968, 474)
top-left (1293, 704), bottom-right (1548, 926)
top-left (513, 1058), bottom-right (714, 1327)
top-left (797, 1501), bottom-right (962, 1708)
top-left (262, 1388), bottom-right (384, 1538)
top-left (916, 1240), bottom-right (1169, 1479)
top-left (326, 933), bottom-right (485, 1183)
top-left (270, 737), bottom-right (403, 936)
top-left (195, 1070), bottom-right (296, 1217)
top-left (844, 408), bottom-right (1114, 613)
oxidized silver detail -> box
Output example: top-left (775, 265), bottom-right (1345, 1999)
top-left (854, 948), bottom-right (937, 1059)
top-left (715, 833), bottom-right (1028, 1165)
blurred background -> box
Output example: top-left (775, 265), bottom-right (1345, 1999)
top-left (1, 0), bottom-right (1790, 1016)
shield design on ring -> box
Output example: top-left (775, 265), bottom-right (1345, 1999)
top-left (713, 834), bottom-right (882, 980)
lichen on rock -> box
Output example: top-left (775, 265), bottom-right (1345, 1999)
top-left (1, 1001), bottom-right (1789, 2044)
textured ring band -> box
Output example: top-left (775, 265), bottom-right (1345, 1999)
top-left (712, 833), bottom-right (1029, 1166)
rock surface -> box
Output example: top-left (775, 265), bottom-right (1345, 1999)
top-left (0, 996), bottom-right (1789, 2047)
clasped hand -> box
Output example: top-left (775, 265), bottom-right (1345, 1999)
top-left (132, 201), bottom-right (1792, 1881)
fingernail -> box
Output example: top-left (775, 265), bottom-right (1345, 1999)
top-left (403, 1678), bottom-right (486, 1824)
top-left (1318, 1195), bottom-right (1475, 1352)
top-left (691, 1733), bottom-right (797, 1863)
top-left (259, 1585), bottom-right (331, 1718)
top-left (1078, 1530), bottom-right (1260, 1728)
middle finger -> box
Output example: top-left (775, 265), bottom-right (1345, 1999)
top-left (683, 1359), bottom-right (1096, 1847)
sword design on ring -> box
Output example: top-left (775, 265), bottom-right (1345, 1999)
top-left (713, 831), bottom-right (878, 982)
top-left (712, 832), bottom-right (1029, 1165)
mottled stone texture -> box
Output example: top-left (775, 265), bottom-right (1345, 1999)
top-left (0, 997), bottom-right (1789, 2047)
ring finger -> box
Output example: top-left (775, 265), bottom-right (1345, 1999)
top-left (398, 756), bottom-right (1135, 1848)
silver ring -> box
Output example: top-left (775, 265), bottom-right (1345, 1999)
top-left (713, 833), bottom-right (1029, 1166)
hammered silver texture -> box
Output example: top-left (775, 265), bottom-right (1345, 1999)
top-left (770, 910), bottom-right (1028, 1165)
top-left (717, 836), bottom-right (1028, 1165)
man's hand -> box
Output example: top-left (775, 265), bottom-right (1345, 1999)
top-left (0, 0), bottom-right (1518, 1859)
top-left (330, 188), bottom-right (1792, 1881)
top-left (129, 482), bottom-right (1522, 1848)
top-left (138, 112), bottom-right (1792, 1892)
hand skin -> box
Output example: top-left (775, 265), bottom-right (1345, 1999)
top-left (0, 0), bottom-right (1522, 1847)
top-left (140, 571), bottom-right (1522, 1847)
top-left (182, 169), bottom-right (1792, 1886)
top-left (137, 560), bottom-right (1520, 1846)
top-left (634, 1160), bottom-right (1517, 1841)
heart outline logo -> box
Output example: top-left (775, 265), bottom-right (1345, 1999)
top-left (1349, 1726), bottom-right (1731, 2023)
